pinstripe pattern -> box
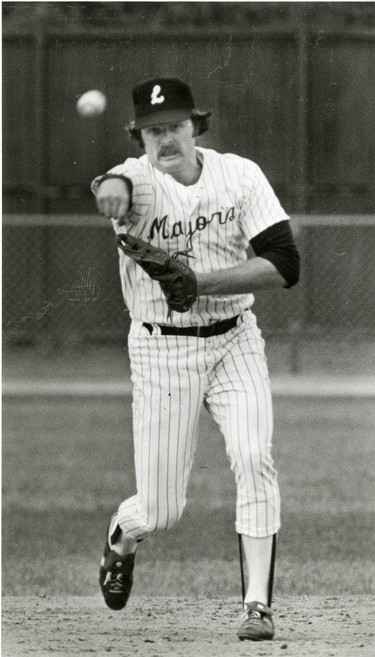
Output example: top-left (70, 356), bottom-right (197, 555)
top-left (118, 323), bottom-right (205, 537)
top-left (93, 148), bottom-right (285, 542)
top-left (117, 312), bottom-right (280, 540)
top-left (93, 147), bottom-right (289, 326)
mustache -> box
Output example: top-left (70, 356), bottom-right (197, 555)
top-left (158, 146), bottom-right (181, 157)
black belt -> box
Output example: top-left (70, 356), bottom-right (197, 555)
top-left (143, 315), bottom-right (240, 338)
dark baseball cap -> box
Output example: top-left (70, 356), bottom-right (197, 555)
top-left (132, 77), bottom-right (208, 129)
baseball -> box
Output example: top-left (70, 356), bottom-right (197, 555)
top-left (77, 89), bottom-right (107, 118)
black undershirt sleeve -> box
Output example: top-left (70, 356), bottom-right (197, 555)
top-left (250, 220), bottom-right (300, 288)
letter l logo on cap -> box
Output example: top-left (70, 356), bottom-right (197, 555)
top-left (150, 85), bottom-right (165, 105)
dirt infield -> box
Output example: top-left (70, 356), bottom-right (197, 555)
top-left (2, 595), bottom-right (374, 657)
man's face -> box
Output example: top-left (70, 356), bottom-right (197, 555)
top-left (141, 119), bottom-right (196, 174)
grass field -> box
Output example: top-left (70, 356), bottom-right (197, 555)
top-left (3, 338), bottom-right (375, 379)
top-left (2, 395), bottom-right (374, 599)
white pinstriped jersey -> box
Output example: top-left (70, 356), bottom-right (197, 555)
top-left (94, 147), bottom-right (289, 326)
top-left (94, 141), bottom-right (283, 543)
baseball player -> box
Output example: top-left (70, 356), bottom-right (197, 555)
top-left (92, 77), bottom-right (300, 641)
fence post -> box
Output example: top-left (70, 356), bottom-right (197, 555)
top-left (290, 29), bottom-right (310, 373)
top-left (34, 27), bottom-right (49, 214)
top-left (34, 28), bottom-right (56, 348)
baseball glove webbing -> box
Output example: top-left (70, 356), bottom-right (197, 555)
top-left (116, 233), bottom-right (198, 315)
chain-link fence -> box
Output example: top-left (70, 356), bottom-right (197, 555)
top-left (3, 214), bottom-right (374, 373)
top-left (2, 20), bottom-right (374, 375)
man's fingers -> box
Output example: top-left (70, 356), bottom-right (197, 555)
top-left (117, 199), bottom-right (129, 220)
top-left (111, 217), bottom-right (125, 233)
top-left (96, 197), bottom-right (112, 218)
top-left (108, 198), bottom-right (120, 219)
top-left (96, 195), bottom-right (129, 221)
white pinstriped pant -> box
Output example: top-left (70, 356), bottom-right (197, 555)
top-left (117, 310), bottom-right (280, 539)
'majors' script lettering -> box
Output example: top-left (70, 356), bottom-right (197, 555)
top-left (149, 207), bottom-right (235, 250)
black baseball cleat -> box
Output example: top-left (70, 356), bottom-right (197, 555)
top-left (237, 601), bottom-right (275, 641)
top-left (99, 537), bottom-right (135, 611)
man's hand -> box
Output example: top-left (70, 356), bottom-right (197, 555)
top-left (95, 178), bottom-right (131, 224)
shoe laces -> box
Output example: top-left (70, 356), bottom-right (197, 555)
top-left (243, 609), bottom-right (262, 622)
top-left (108, 562), bottom-right (125, 593)
top-left (241, 608), bottom-right (258, 621)
top-left (242, 602), bottom-right (273, 622)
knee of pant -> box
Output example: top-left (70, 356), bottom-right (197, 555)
top-left (141, 503), bottom-right (182, 533)
top-left (240, 448), bottom-right (275, 479)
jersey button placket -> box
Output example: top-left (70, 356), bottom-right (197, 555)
top-left (204, 337), bottom-right (215, 368)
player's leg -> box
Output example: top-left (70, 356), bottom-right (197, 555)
top-left (99, 327), bottom-right (205, 609)
top-left (116, 330), bottom-right (205, 538)
top-left (206, 327), bottom-right (280, 539)
top-left (205, 314), bottom-right (279, 639)
top-left (239, 533), bottom-right (276, 605)
top-left (236, 532), bottom-right (277, 640)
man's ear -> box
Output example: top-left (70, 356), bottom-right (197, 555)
top-left (191, 111), bottom-right (212, 137)
top-left (191, 119), bottom-right (200, 138)
top-left (127, 122), bottom-right (145, 149)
